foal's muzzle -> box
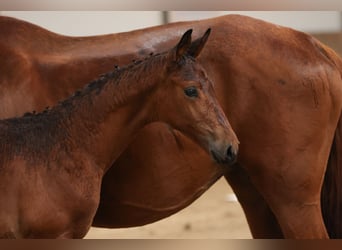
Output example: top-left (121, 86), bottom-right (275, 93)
top-left (226, 144), bottom-right (237, 164)
top-left (211, 144), bottom-right (238, 166)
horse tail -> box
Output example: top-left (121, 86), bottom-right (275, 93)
top-left (322, 114), bottom-right (342, 238)
top-left (320, 41), bottom-right (342, 238)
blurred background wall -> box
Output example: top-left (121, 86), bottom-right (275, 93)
top-left (1, 11), bottom-right (342, 54)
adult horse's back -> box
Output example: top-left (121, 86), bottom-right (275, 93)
top-left (1, 14), bottom-right (342, 238)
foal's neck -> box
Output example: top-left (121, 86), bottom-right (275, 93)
top-left (60, 56), bottom-right (166, 172)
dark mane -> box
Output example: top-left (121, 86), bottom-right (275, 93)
top-left (0, 49), bottom-right (173, 164)
top-left (50, 50), bottom-right (169, 113)
top-left (21, 49), bottom-right (170, 118)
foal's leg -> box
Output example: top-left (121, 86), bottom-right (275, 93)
top-left (224, 166), bottom-right (283, 238)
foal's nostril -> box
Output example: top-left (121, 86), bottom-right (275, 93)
top-left (226, 145), bottom-right (237, 163)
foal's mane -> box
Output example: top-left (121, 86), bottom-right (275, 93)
top-left (28, 42), bottom-right (192, 119)
top-left (0, 50), bottom-right (173, 162)
top-left (30, 50), bottom-right (171, 119)
top-left (79, 52), bottom-right (164, 94)
top-left (0, 28), bottom-right (203, 163)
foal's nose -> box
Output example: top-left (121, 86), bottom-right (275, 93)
top-left (226, 144), bottom-right (237, 165)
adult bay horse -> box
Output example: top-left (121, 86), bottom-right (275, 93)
top-left (0, 29), bottom-right (238, 238)
top-left (1, 14), bottom-right (342, 238)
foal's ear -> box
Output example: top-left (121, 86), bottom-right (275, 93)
top-left (175, 29), bottom-right (193, 60)
top-left (188, 28), bottom-right (211, 58)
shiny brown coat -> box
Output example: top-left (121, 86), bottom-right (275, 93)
top-left (1, 14), bottom-right (342, 238)
top-left (0, 30), bottom-right (237, 238)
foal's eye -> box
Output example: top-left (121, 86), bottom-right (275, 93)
top-left (184, 87), bottom-right (198, 98)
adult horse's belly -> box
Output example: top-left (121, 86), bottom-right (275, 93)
top-left (93, 122), bottom-right (225, 228)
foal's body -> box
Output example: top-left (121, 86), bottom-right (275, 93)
top-left (0, 30), bottom-right (238, 238)
top-left (1, 15), bottom-right (342, 238)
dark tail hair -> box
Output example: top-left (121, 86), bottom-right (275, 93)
top-left (321, 114), bottom-right (342, 238)
top-left (320, 40), bottom-right (342, 238)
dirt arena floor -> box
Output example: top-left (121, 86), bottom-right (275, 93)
top-left (85, 177), bottom-right (252, 239)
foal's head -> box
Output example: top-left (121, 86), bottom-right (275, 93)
top-left (151, 29), bottom-right (239, 165)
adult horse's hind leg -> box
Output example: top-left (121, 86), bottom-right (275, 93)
top-left (256, 162), bottom-right (328, 238)
top-left (245, 133), bottom-right (333, 238)
top-left (224, 166), bottom-right (284, 238)
top-left (230, 69), bottom-right (342, 238)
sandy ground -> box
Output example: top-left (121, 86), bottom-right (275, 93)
top-left (85, 177), bottom-right (252, 239)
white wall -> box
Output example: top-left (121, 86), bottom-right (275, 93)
top-left (168, 11), bottom-right (342, 33)
top-left (1, 11), bottom-right (341, 36)
top-left (1, 11), bottom-right (163, 36)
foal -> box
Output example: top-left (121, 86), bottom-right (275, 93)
top-left (0, 29), bottom-right (238, 238)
